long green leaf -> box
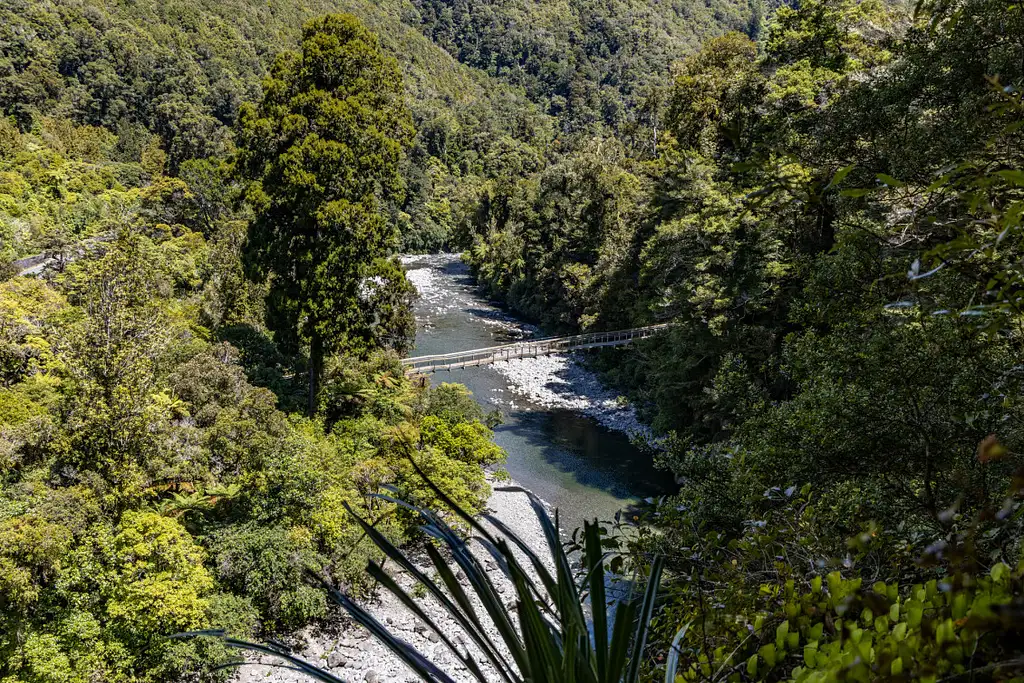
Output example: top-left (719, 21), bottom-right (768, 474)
top-left (341, 502), bottom-right (518, 682)
top-left (325, 588), bottom-right (458, 683)
top-left (625, 555), bottom-right (665, 683)
top-left (664, 623), bottom-right (691, 683)
top-left (172, 632), bottom-right (348, 683)
top-left (502, 487), bottom-right (589, 648)
top-left (473, 532), bottom-right (556, 618)
top-left (584, 522), bottom-right (609, 683)
top-left (421, 544), bottom-right (524, 679)
top-left (508, 553), bottom-right (562, 682)
top-left (422, 543), bottom-right (521, 681)
top-left (481, 511), bottom-right (559, 602)
top-left (444, 538), bottom-right (531, 674)
top-left (416, 517), bottom-right (529, 676)
top-left (604, 601), bottom-right (637, 683)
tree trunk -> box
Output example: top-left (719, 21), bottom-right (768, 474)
top-left (308, 335), bottom-right (323, 417)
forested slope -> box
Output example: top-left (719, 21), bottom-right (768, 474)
top-left (0, 0), bottom-right (546, 159)
top-left (1, 0), bottom-right (750, 260)
top-left (0, 8), bottom-right (526, 681)
top-left (4, 0), bottom-right (1024, 681)
top-left (407, 0), bottom-right (758, 134)
top-left (0, 0), bottom-right (554, 256)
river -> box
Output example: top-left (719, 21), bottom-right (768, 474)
top-left (404, 253), bottom-right (674, 529)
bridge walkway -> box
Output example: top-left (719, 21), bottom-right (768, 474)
top-left (401, 324), bottom-right (669, 374)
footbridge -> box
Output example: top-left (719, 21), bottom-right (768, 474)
top-left (402, 324), bottom-right (670, 374)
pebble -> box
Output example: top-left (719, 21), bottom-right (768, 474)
top-left (488, 354), bottom-right (656, 440)
top-left (402, 254), bottom-right (535, 336)
top-left (404, 254), bottom-right (650, 441)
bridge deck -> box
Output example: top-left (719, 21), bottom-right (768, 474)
top-left (401, 324), bottom-right (669, 374)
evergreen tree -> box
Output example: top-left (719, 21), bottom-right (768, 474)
top-left (237, 14), bottom-right (416, 414)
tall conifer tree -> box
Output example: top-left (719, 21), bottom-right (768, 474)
top-left (237, 14), bottom-right (415, 414)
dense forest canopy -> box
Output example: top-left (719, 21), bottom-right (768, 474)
top-left (2, 0), bottom-right (1024, 681)
top-left (0, 0), bottom-right (750, 257)
top-left (0, 0), bottom-right (554, 256)
top-left (0, 6), bottom-right (528, 680)
top-left (407, 0), bottom-right (756, 134)
top-left (461, 0), bottom-right (1024, 676)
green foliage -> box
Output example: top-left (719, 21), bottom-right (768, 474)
top-left (634, 477), bottom-right (1024, 682)
top-left (208, 524), bottom-right (326, 631)
top-left (4, 0), bottom-right (1024, 680)
top-left (460, 0), bottom-right (1024, 676)
top-left (0, 497), bottom-right (220, 683)
top-left (465, 139), bottom-right (645, 330)
top-left (0, 0), bottom-right (558, 256)
top-left (47, 236), bottom-right (183, 507)
top-left (0, 116), bottom-right (148, 260)
top-left (0, 277), bottom-right (65, 386)
top-left (0, 0), bottom-right (748, 259)
top-left (895, 82), bottom-right (1024, 326)
top-left (663, 33), bottom-right (760, 156)
top-left (105, 511), bottom-right (214, 636)
top-left (409, 0), bottom-right (755, 136)
top-left (466, 0), bottom-right (1024, 520)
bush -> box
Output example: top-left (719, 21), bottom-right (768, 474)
top-left (207, 524), bottom-right (327, 631)
top-left (635, 473), bottom-right (1024, 682)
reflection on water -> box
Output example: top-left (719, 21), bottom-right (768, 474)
top-left (500, 410), bottom-right (668, 500)
top-left (406, 254), bottom-right (674, 529)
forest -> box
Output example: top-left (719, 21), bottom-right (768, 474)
top-left (1, 0), bottom-right (1023, 681)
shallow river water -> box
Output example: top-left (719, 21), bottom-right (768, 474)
top-left (405, 253), bottom-right (674, 529)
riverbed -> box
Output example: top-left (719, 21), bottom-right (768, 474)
top-left (405, 253), bottom-right (673, 528)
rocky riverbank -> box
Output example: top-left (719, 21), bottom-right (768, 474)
top-left (234, 479), bottom-right (554, 683)
top-left (487, 354), bottom-right (653, 440)
top-left (232, 254), bottom-right (667, 681)
top-left (402, 253), bottom-right (537, 338)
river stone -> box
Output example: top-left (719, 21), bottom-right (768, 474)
top-left (426, 630), bottom-right (440, 643)
top-left (364, 672), bottom-right (379, 683)
top-left (327, 652), bottom-right (346, 668)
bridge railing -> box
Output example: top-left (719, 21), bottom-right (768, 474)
top-left (401, 323), bottom-right (670, 373)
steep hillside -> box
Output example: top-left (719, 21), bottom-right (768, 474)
top-left (0, 0), bottom-right (753, 257)
top-left (0, 0), bottom-right (552, 256)
top-left (406, 0), bottom-right (757, 133)
top-left (0, 0), bottom-right (545, 155)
